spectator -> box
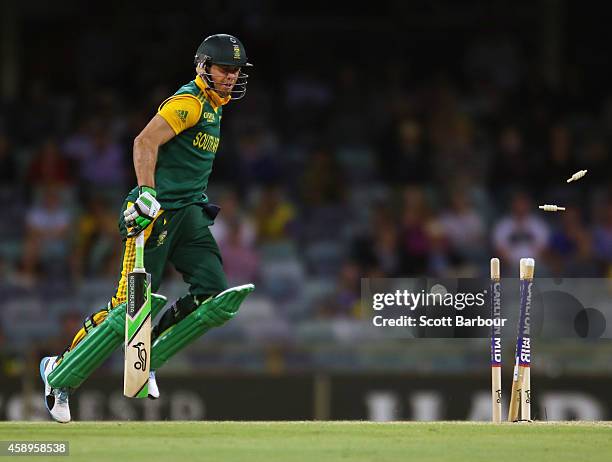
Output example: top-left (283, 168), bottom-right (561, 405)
top-left (548, 206), bottom-right (588, 275)
top-left (236, 128), bottom-right (282, 186)
top-left (566, 232), bottom-right (602, 277)
top-left (219, 218), bottom-right (260, 286)
top-left (432, 114), bottom-right (485, 183)
top-left (18, 185), bottom-right (73, 284)
top-left (398, 186), bottom-right (434, 275)
top-left (489, 124), bottom-right (535, 197)
top-left (211, 189), bottom-right (256, 248)
top-left (372, 223), bottom-right (401, 277)
top-left (317, 261), bottom-right (361, 319)
top-left (299, 146), bottom-right (346, 206)
top-left (64, 118), bottom-right (126, 194)
top-left (440, 187), bottom-right (487, 267)
top-left (26, 138), bottom-right (73, 189)
top-left (493, 192), bottom-right (549, 269)
top-left (349, 202), bottom-right (393, 272)
top-left (70, 194), bottom-right (120, 280)
top-left (380, 118), bottom-right (432, 185)
top-left (253, 185), bottom-right (296, 244)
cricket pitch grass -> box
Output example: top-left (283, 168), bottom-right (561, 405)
top-left (1, 421), bottom-right (611, 462)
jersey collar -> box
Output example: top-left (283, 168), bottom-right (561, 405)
top-left (195, 74), bottom-right (231, 109)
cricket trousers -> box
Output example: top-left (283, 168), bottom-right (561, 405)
top-left (61, 202), bottom-right (228, 356)
top-left (112, 201), bottom-right (228, 307)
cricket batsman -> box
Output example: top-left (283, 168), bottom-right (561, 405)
top-left (39, 34), bottom-right (255, 423)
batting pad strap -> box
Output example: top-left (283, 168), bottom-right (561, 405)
top-left (48, 294), bottom-right (167, 389)
top-left (83, 308), bottom-right (109, 333)
top-left (150, 284), bottom-right (254, 370)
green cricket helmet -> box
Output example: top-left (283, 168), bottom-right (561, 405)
top-left (194, 34), bottom-right (252, 99)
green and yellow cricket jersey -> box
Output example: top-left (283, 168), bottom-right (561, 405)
top-left (128, 74), bottom-right (231, 210)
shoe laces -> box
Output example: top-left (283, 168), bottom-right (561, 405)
top-left (55, 388), bottom-right (69, 404)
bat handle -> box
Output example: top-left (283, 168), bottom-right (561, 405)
top-left (135, 232), bottom-right (145, 269)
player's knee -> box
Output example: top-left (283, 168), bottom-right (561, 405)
top-left (200, 283), bottom-right (254, 326)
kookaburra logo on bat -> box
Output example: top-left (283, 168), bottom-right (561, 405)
top-left (133, 342), bottom-right (148, 370)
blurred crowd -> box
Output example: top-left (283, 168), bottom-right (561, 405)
top-left (1, 21), bottom-right (612, 372)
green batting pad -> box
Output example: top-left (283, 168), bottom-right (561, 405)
top-left (151, 284), bottom-right (254, 370)
top-left (48, 294), bottom-right (167, 389)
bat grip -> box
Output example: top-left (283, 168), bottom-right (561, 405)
top-left (135, 232), bottom-right (145, 269)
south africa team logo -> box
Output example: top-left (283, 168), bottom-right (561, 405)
top-left (156, 230), bottom-right (168, 247)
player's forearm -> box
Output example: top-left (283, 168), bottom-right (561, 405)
top-left (133, 136), bottom-right (158, 187)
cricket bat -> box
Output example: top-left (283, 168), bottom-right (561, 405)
top-left (124, 231), bottom-right (151, 398)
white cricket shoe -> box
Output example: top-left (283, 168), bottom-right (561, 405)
top-left (148, 371), bottom-right (160, 399)
top-left (39, 356), bottom-right (71, 423)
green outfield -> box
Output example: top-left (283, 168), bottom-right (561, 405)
top-left (1, 421), bottom-right (611, 462)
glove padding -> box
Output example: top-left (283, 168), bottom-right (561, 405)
top-left (124, 186), bottom-right (161, 237)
